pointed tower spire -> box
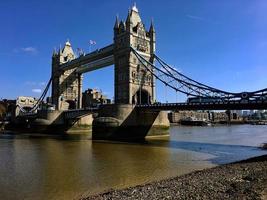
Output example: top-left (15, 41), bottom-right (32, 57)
top-left (65, 39), bottom-right (71, 47)
top-left (132, 2), bottom-right (138, 12)
top-left (149, 18), bottom-right (155, 33)
top-left (126, 8), bottom-right (131, 24)
top-left (126, 8), bottom-right (133, 31)
top-left (52, 47), bottom-right (57, 56)
top-left (58, 44), bottom-right (62, 54)
top-left (114, 14), bottom-right (119, 29)
top-left (119, 20), bottom-right (125, 31)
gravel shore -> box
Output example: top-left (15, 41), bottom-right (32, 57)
top-left (82, 154), bottom-right (267, 200)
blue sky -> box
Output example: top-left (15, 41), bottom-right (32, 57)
top-left (0, 0), bottom-right (267, 102)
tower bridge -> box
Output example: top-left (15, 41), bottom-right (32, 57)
top-left (15, 4), bottom-right (267, 140)
top-left (51, 4), bottom-right (156, 111)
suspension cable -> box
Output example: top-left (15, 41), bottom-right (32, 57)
top-left (154, 54), bottom-right (235, 95)
top-left (18, 77), bottom-right (52, 113)
top-left (154, 54), bottom-right (267, 96)
top-left (131, 47), bottom-right (225, 97)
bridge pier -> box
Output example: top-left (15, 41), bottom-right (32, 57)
top-left (8, 110), bottom-right (94, 134)
top-left (92, 104), bottom-right (169, 141)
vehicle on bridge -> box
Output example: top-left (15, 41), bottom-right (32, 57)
top-left (187, 97), bottom-right (225, 104)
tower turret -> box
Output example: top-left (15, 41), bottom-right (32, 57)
top-left (126, 9), bottom-right (133, 31)
top-left (114, 15), bottom-right (120, 36)
top-left (149, 20), bottom-right (156, 54)
top-left (52, 48), bottom-right (57, 57)
top-left (114, 15), bottom-right (119, 29)
top-left (149, 20), bottom-right (155, 34)
top-left (59, 40), bottom-right (75, 64)
top-left (128, 3), bottom-right (142, 27)
top-left (119, 20), bottom-right (126, 33)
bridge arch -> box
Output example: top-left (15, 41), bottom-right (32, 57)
top-left (132, 89), bottom-right (151, 105)
top-left (66, 100), bottom-right (76, 109)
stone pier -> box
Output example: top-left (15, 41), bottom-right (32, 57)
top-left (28, 110), bottom-right (93, 134)
top-left (92, 104), bottom-right (170, 140)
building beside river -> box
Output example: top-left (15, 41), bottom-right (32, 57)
top-left (168, 111), bottom-right (210, 123)
top-left (169, 110), bottom-right (242, 123)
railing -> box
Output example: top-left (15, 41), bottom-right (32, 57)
top-left (135, 100), bottom-right (267, 110)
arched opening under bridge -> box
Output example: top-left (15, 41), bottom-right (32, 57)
top-left (66, 100), bottom-right (76, 109)
top-left (132, 89), bottom-right (151, 105)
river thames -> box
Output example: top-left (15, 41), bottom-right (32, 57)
top-left (0, 125), bottom-right (266, 200)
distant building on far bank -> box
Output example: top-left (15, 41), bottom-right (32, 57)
top-left (168, 111), bottom-right (209, 123)
top-left (82, 88), bottom-right (111, 107)
top-left (168, 110), bottom-right (242, 123)
top-left (0, 99), bottom-right (16, 120)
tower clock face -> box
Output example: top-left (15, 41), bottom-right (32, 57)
top-left (136, 24), bottom-right (148, 53)
top-left (137, 37), bottom-right (147, 52)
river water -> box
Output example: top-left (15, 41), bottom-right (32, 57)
top-left (0, 125), bottom-right (266, 200)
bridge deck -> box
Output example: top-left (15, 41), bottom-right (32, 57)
top-left (59, 44), bottom-right (114, 72)
top-left (136, 101), bottom-right (267, 111)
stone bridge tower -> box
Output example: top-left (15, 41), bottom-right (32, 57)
top-left (114, 4), bottom-right (156, 104)
top-left (51, 41), bottom-right (83, 110)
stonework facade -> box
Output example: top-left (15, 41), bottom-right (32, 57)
top-left (113, 5), bottom-right (156, 104)
top-left (52, 41), bottom-right (83, 110)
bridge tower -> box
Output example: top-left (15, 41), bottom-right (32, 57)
top-left (51, 41), bottom-right (83, 110)
top-left (113, 4), bottom-right (156, 104)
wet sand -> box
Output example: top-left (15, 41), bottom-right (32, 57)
top-left (83, 154), bottom-right (267, 200)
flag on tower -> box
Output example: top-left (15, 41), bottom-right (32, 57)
top-left (77, 48), bottom-right (84, 56)
top-left (89, 40), bottom-right (96, 45)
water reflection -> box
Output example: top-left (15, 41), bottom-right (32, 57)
top-left (0, 125), bottom-right (266, 200)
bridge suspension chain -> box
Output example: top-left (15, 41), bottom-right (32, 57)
top-left (154, 54), bottom-right (267, 100)
top-left (153, 54), bottom-right (234, 98)
top-left (131, 47), bottom-right (267, 102)
top-left (154, 54), bottom-right (234, 95)
top-left (18, 77), bottom-right (52, 113)
top-left (132, 47), bottom-right (222, 98)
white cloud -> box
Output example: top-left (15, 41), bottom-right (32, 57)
top-left (14, 47), bottom-right (38, 54)
top-left (25, 81), bottom-right (37, 85)
top-left (39, 82), bottom-right (46, 86)
top-left (25, 81), bottom-right (46, 86)
top-left (186, 15), bottom-right (205, 21)
top-left (32, 89), bottom-right (42, 93)
top-left (186, 14), bottom-right (219, 25)
top-left (21, 47), bottom-right (38, 53)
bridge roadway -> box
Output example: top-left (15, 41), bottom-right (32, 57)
top-left (59, 44), bottom-right (114, 73)
top-left (136, 100), bottom-right (267, 111)
top-left (18, 100), bottom-right (267, 120)
top-left (58, 100), bottom-right (267, 119)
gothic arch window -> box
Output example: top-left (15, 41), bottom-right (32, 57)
top-left (132, 71), bottom-right (136, 78)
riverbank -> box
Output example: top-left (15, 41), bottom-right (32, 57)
top-left (83, 154), bottom-right (267, 200)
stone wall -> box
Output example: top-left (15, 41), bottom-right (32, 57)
top-left (93, 104), bottom-right (169, 140)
